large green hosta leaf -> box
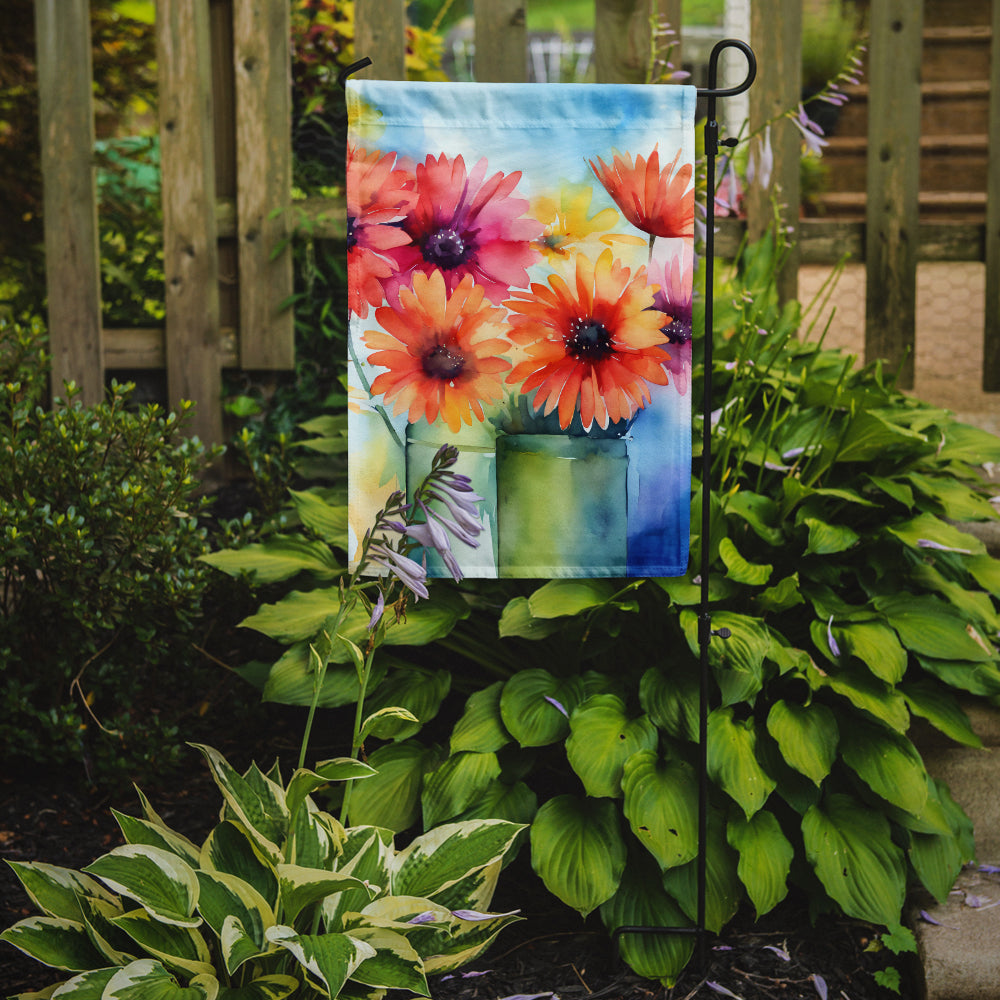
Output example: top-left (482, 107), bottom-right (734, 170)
top-left (527, 578), bottom-right (619, 618)
top-left (499, 670), bottom-right (585, 747)
top-left (421, 751), bottom-right (502, 828)
top-left (886, 511), bottom-right (985, 556)
top-left (639, 664), bottom-right (699, 743)
top-left (707, 708), bottom-right (775, 818)
top-left (831, 621), bottom-right (907, 684)
top-left (765, 700), bottom-right (838, 786)
top-left (200, 535), bottom-right (341, 584)
top-left (621, 752), bottom-right (699, 871)
top-left (450, 681), bottom-right (511, 754)
top-left (362, 667), bottom-right (451, 741)
top-left (838, 718), bottom-right (929, 817)
top-left (660, 811), bottom-right (742, 934)
top-left (802, 793), bottom-right (906, 926)
top-left (566, 695), bottom-right (658, 798)
top-left (901, 680), bottom-right (982, 748)
top-left (530, 795), bottom-right (626, 917)
top-left (727, 810), bottom-right (793, 918)
top-left (346, 740), bottom-right (442, 832)
top-left (600, 853), bottom-right (694, 987)
top-left (680, 610), bottom-right (771, 706)
top-left (875, 594), bottom-right (996, 662)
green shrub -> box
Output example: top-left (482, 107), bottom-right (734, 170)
top-left (1, 743), bottom-right (524, 997)
top-left (210, 232), bottom-right (1000, 985)
top-left (0, 317), bottom-right (220, 783)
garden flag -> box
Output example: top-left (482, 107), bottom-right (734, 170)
top-left (347, 80), bottom-right (697, 578)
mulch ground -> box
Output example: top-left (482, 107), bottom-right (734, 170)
top-left (1, 742), bottom-right (914, 1000)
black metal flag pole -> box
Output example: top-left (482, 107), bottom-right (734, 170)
top-left (612, 38), bottom-right (756, 972)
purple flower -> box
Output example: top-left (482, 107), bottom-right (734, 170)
top-left (812, 974), bottom-right (828, 1000)
top-left (544, 695), bottom-right (569, 718)
top-left (451, 908), bottom-right (520, 921)
top-left (407, 911), bottom-right (438, 925)
top-left (367, 590), bottom-right (385, 630)
top-left (367, 542), bottom-right (429, 600)
top-left (401, 513), bottom-right (465, 582)
top-left (791, 104), bottom-right (828, 156)
top-left (747, 125), bottom-right (774, 191)
top-left (917, 538), bottom-right (973, 554)
top-left (826, 616), bottom-right (841, 658)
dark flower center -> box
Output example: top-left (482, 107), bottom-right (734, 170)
top-left (423, 228), bottom-right (470, 270)
top-left (661, 317), bottom-right (692, 344)
top-left (566, 318), bottom-right (614, 361)
top-left (346, 216), bottom-right (357, 251)
top-left (422, 343), bottom-right (466, 380)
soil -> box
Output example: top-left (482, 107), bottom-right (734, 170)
top-left (0, 740), bottom-right (914, 1000)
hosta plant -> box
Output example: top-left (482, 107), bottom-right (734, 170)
top-left (340, 234), bottom-right (1000, 983)
top-left (1, 743), bottom-right (523, 999)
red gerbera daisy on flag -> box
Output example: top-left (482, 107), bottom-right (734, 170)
top-left (363, 270), bottom-right (513, 433)
top-left (589, 146), bottom-right (694, 239)
top-left (384, 153), bottom-right (542, 305)
top-left (347, 144), bottom-right (416, 318)
top-left (505, 249), bottom-right (671, 431)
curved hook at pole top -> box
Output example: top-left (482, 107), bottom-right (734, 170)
top-left (338, 56), bottom-right (373, 90)
top-left (697, 39), bottom-right (756, 98)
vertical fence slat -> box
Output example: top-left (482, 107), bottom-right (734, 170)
top-left (746, 0), bottom-right (801, 304)
top-left (355, 0), bottom-right (406, 80)
top-left (34, 0), bottom-right (103, 405)
top-left (864, 0), bottom-right (923, 389)
top-left (233, 0), bottom-right (294, 369)
top-left (594, 0), bottom-right (657, 84)
top-left (474, 0), bottom-right (527, 82)
top-left (983, 0), bottom-right (1000, 390)
top-left (157, 0), bottom-right (223, 445)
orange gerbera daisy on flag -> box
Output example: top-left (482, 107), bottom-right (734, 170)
top-left (505, 249), bottom-right (670, 431)
top-left (589, 146), bottom-right (694, 239)
top-left (347, 144), bottom-right (416, 318)
top-left (364, 270), bottom-right (513, 433)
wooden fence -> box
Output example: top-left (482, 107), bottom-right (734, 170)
top-left (33, 0), bottom-right (1000, 445)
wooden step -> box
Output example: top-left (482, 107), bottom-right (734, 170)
top-left (922, 0), bottom-right (992, 28)
top-left (832, 80), bottom-right (991, 138)
top-left (922, 25), bottom-right (993, 83)
top-left (813, 190), bottom-right (987, 222)
top-left (821, 134), bottom-right (989, 193)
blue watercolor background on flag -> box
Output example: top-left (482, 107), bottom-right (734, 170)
top-left (347, 80), bottom-right (696, 578)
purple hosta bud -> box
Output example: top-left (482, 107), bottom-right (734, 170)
top-left (367, 590), bottom-right (385, 631)
top-left (917, 538), bottom-right (973, 555)
top-left (451, 908), bottom-right (520, 921)
top-left (746, 125), bottom-right (774, 191)
top-left (544, 695), bottom-right (569, 718)
top-left (706, 982), bottom-right (742, 999)
top-left (979, 864), bottom-right (1000, 874)
top-left (827, 616), bottom-right (841, 658)
top-left (367, 542), bottom-right (429, 600)
top-left (407, 911), bottom-right (438, 925)
top-left (792, 104), bottom-right (829, 157)
top-left (763, 944), bottom-right (790, 962)
top-left (811, 974), bottom-right (828, 1000)
top-left (403, 512), bottom-right (464, 582)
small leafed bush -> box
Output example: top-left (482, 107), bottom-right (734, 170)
top-left (1, 743), bottom-right (524, 998)
top-left (0, 317), bottom-right (218, 782)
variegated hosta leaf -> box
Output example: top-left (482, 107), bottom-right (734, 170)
top-left (110, 908), bottom-right (214, 978)
top-left (566, 695), bottom-right (658, 799)
top-left (46, 966), bottom-right (118, 997)
top-left (346, 741), bottom-right (442, 833)
top-left (77, 894), bottom-right (136, 966)
top-left (529, 795), bottom-right (626, 917)
top-left (802, 793), bottom-right (906, 926)
top-left (287, 802), bottom-right (343, 870)
top-left (83, 846), bottom-right (200, 928)
top-left (265, 926), bottom-right (375, 998)
top-left (838, 718), bottom-right (929, 817)
top-left (362, 667), bottom-right (452, 741)
top-left (727, 810), bottom-right (793, 918)
top-left (621, 751), bottom-right (699, 871)
top-left (285, 760), bottom-right (376, 824)
top-left (706, 707), bottom-right (776, 819)
top-left (599, 854), bottom-right (694, 987)
top-left (420, 859), bottom-right (501, 917)
top-left (421, 907), bottom-right (522, 975)
top-left (191, 745), bottom-right (287, 863)
top-left (112, 810), bottom-right (201, 868)
top-left (200, 822), bottom-right (278, 910)
top-left (499, 669), bottom-right (585, 747)
top-left (450, 681), bottom-right (511, 754)
top-left (0, 916), bottom-right (107, 971)
top-left (102, 958), bottom-right (218, 999)
top-left (421, 751), bottom-right (502, 829)
top-left (322, 829), bottom-right (393, 931)
top-left (765, 700), bottom-right (838, 786)
top-left (195, 871), bottom-right (274, 974)
top-left (4, 861), bottom-right (118, 922)
top-left (276, 864), bottom-right (375, 925)
top-left (391, 820), bottom-right (524, 901)
top-left (661, 811), bottom-right (742, 934)
top-left (344, 926), bottom-right (429, 995)
top-left (214, 974), bottom-right (299, 1000)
